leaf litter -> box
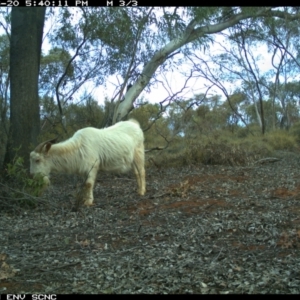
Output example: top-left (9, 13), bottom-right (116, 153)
top-left (0, 150), bottom-right (300, 293)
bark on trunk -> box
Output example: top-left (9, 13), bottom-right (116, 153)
top-left (3, 8), bottom-right (46, 171)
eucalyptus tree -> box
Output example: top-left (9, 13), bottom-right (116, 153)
top-left (0, 34), bottom-right (10, 156)
top-left (183, 8), bottom-right (300, 134)
top-left (262, 15), bottom-right (300, 130)
top-left (230, 11), bottom-right (300, 131)
top-left (0, 9), bottom-right (11, 164)
top-left (3, 7), bottom-right (46, 170)
top-left (48, 7), bottom-right (300, 126)
top-left (113, 7), bottom-right (300, 124)
top-left (38, 7), bottom-right (300, 129)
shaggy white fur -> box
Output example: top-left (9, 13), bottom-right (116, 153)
top-left (30, 119), bottom-right (146, 206)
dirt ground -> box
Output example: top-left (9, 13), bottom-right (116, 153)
top-left (1, 150), bottom-right (300, 294)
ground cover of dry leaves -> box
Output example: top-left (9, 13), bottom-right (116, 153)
top-left (1, 150), bottom-right (300, 294)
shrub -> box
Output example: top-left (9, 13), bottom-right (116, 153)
top-left (264, 130), bottom-right (297, 151)
top-left (147, 131), bottom-right (274, 168)
top-left (289, 122), bottom-right (300, 144)
top-left (3, 155), bottom-right (45, 207)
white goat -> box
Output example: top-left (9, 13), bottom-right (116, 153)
top-left (30, 119), bottom-right (146, 206)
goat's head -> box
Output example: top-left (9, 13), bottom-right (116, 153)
top-left (30, 138), bottom-right (57, 186)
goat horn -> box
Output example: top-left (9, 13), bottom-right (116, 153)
top-left (34, 137), bottom-right (58, 153)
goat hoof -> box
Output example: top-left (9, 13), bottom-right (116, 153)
top-left (84, 200), bottom-right (94, 206)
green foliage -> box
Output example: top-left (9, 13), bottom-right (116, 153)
top-left (4, 155), bottom-right (45, 207)
top-left (187, 7), bottom-right (221, 24)
top-left (289, 122), bottom-right (300, 143)
top-left (40, 47), bottom-right (74, 93)
top-left (129, 103), bottom-right (160, 129)
top-left (64, 99), bottom-right (105, 130)
top-left (39, 96), bottom-right (105, 142)
top-left (235, 124), bottom-right (262, 138)
top-left (264, 130), bottom-right (297, 151)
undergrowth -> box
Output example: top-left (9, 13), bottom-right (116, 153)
top-left (0, 155), bottom-right (45, 209)
top-left (146, 129), bottom-right (298, 168)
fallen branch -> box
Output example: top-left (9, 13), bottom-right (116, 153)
top-left (255, 157), bottom-right (281, 164)
top-left (145, 146), bottom-right (165, 153)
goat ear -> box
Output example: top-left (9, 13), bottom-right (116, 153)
top-left (44, 137), bottom-right (58, 153)
top-left (35, 137), bottom-right (58, 153)
top-left (44, 142), bottom-right (52, 153)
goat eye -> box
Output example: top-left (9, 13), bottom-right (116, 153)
top-left (36, 159), bottom-right (40, 163)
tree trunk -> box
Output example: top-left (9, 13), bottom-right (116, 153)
top-left (3, 8), bottom-right (46, 171)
